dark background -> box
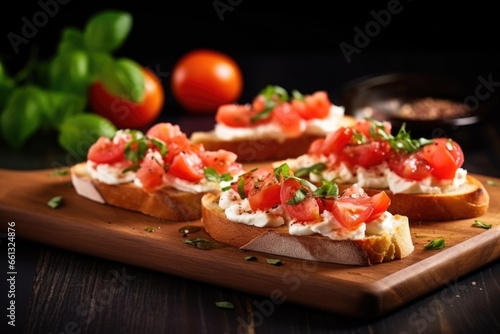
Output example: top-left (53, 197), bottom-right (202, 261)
top-left (1, 0), bottom-right (499, 115)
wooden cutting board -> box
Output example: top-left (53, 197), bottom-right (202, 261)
top-left (0, 166), bottom-right (499, 319)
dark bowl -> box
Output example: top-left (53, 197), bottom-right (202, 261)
top-left (339, 72), bottom-right (498, 148)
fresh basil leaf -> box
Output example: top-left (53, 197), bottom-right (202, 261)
top-left (472, 220), bottom-right (492, 229)
top-left (83, 10), bottom-right (132, 53)
top-left (87, 51), bottom-right (114, 81)
top-left (56, 27), bottom-right (85, 54)
top-left (424, 237), bottom-right (445, 250)
top-left (46, 91), bottom-right (86, 129)
top-left (49, 50), bottom-right (90, 95)
top-left (47, 195), bottom-right (63, 209)
top-left (1, 86), bottom-right (49, 149)
top-left (215, 301), bottom-right (235, 309)
top-left (100, 58), bottom-right (144, 103)
top-left (58, 113), bottom-right (116, 161)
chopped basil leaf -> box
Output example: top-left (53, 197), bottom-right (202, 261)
top-left (250, 85), bottom-right (289, 123)
top-left (184, 237), bottom-right (221, 250)
top-left (47, 196), bottom-right (63, 209)
top-left (215, 301), bottom-right (235, 309)
top-left (286, 187), bottom-right (307, 205)
top-left (472, 220), bottom-right (492, 229)
top-left (237, 176), bottom-right (246, 199)
top-left (49, 169), bottom-right (69, 176)
top-left (144, 226), bottom-right (154, 232)
top-left (274, 163), bottom-right (291, 180)
top-left (313, 180), bottom-right (339, 197)
top-left (486, 180), bottom-right (500, 186)
top-left (294, 162), bottom-right (326, 178)
top-left (424, 237), bottom-right (445, 250)
top-left (266, 258), bottom-right (284, 266)
top-left (204, 167), bottom-right (233, 184)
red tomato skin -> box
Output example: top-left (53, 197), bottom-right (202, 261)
top-left (136, 151), bottom-right (165, 191)
top-left (89, 67), bottom-right (164, 129)
top-left (302, 91), bottom-right (331, 120)
top-left (87, 136), bottom-right (126, 164)
top-left (167, 150), bottom-right (205, 182)
top-left (171, 49), bottom-right (243, 113)
top-left (419, 138), bottom-right (464, 180)
top-left (280, 178), bottom-right (321, 222)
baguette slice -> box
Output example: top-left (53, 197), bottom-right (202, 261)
top-left (71, 162), bottom-right (204, 221)
top-left (201, 193), bottom-right (415, 266)
top-left (190, 116), bottom-right (357, 162)
top-left (336, 175), bottom-right (489, 221)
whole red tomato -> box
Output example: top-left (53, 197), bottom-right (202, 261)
top-left (89, 67), bottom-right (164, 129)
top-left (171, 49), bottom-right (243, 113)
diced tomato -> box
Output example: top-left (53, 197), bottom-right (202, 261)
top-left (215, 104), bottom-right (254, 127)
top-left (365, 191), bottom-right (391, 222)
top-left (342, 141), bottom-right (391, 168)
top-left (307, 138), bottom-right (325, 155)
top-left (146, 122), bottom-right (190, 163)
top-left (271, 102), bottom-right (304, 137)
top-left (248, 182), bottom-right (282, 211)
top-left (87, 136), bottom-right (126, 164)
top-left (354, 119), bottom-right (391, 139)
top-left (231, 166), bottom-right (282, 211)
top-left (167, 149), bottom-right (205, 182)
top-left (146, 122), bottom-right (189, 147)
top-left (387, 151), bottom-right (432, 181)
top-left (302, 91), bottom-right (331, 120)
top-left (136, 151), bottom-right (165, 191)
top-left (317, 127), bottom-right (353, 156)
top-left (418, 138), bottom-right (464, 180)
top-left (332, 197), bottom-right (374, 229)
top-left (197, 148), bottom-right (242, 174)
top-left (280, 178), bottom-right (321, 222)
top-left (251, 95), bottom-right (266, 113)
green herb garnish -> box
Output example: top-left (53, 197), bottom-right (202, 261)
top-left (49, 169), bottom-right (69, 177)
top-left (424, 237), bottom-right (445, 250)
top-left (250, 85), bottom-right (289, 123)
top-left (294, 162), bottom-right (326, 178)
top-left (47, 196), bottom-right (63, 209)
top-left (472, 220), bottom-right (492, 229)
top-left (215, 301), bottom-right (235, 309)
top-left (184, 237), bottom-right (221, 250)
top-left (144, 226), bottom-right (154, 232)
top-left (266, 258), bottom-right (284, 266)
top-left (486, 180), bottom-right (500, 186)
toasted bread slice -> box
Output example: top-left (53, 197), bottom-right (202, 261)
top-left (201, 193), bottom-right (414, 266)
top-left (71, 162), bottom-right (204, 221)
top-left (336, 175), bottom-right (489, 221)
top-left (190, 116), bottom-right (357, 162)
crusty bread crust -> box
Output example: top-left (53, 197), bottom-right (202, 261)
top-left (337, 175), bottom-right (490, 221)
top-left (71, 162), bottom-right (204, 221)
top-left (201, 193), bottom-right (414, 266)
top-left (190, 116), bottom-right (357, 162)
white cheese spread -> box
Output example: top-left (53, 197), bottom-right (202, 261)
top-left (214, 105), bottom-right (346, 141)
top-left (218, 189), bottom-right (398, 240)
top-left (279, 155), bottom-right (467, 194)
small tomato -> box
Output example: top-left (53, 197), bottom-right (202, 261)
top-left (89, 67), bottom-right (164, 129)
top-left (171, 49), bottom-right (243, 113)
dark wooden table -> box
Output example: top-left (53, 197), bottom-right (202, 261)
top-left (1, 116), bottom-right (500, 334)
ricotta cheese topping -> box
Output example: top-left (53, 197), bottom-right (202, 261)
top-left (279, 155), bottom-right (467, 194)
top-left (87, 158), bottom-right (238, 194)
top-left (218, 189), bottom-right (398, 240)
top-left (213, 105), bottom-right (346, 141)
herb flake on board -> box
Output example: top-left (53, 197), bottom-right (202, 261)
top-left (47, 196), bottom-right (63, 209)
top-left (184, 237), bottom-right (222, 250)
top-left (424, 237), bottom-right (445, 250)
top-left (472, 220), bottom-right (492, 229)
